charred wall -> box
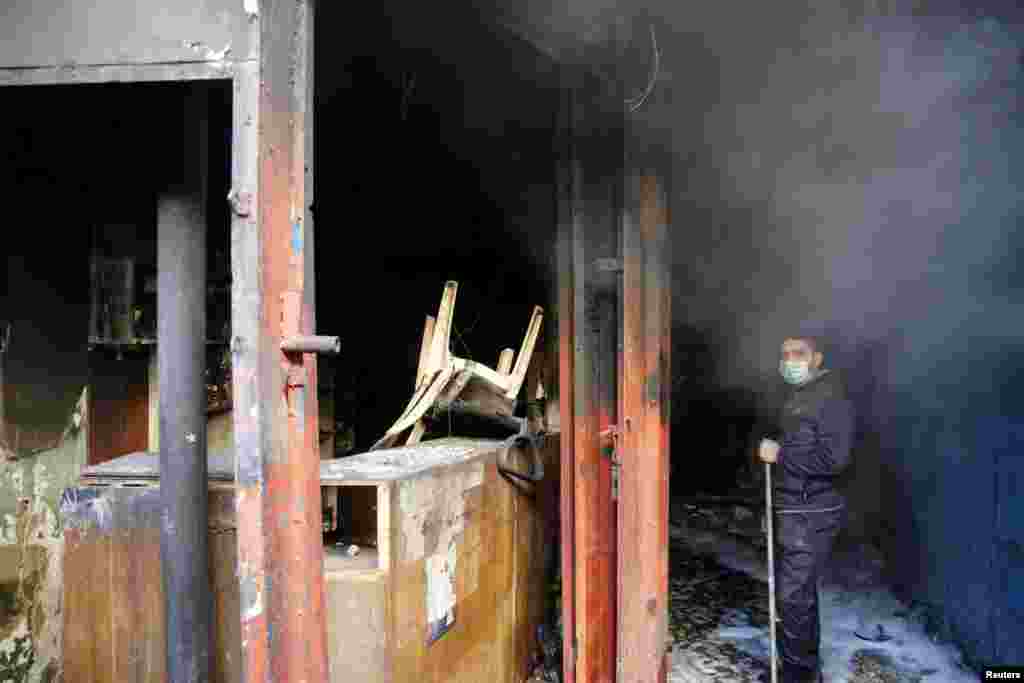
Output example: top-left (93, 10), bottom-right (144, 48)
top-left (0, 81), bottom-right (235, 680)
top-left (313, 0), bottom-right (563, 452)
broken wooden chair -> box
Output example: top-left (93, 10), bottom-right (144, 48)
top-left (370, 281), bottom-right (544, 468)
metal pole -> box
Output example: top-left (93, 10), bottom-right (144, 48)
top-left (158, 190), bottom-right (211, 683)
top-left (241, 2), bottom-right (328, 680)
top-left (766, 462), bottom-right (778, 683)
top-left (280, 335), bottom-right (340, 354)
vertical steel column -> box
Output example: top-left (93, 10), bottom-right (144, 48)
top-left (234, 1), bottom-right (328, 681)
top-left (158, 84), bottom-right (212, 681)
top-left (617, 168), bottom-right (670, 683)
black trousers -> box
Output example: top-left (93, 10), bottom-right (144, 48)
top-left (773, 508), bottom-right (844, 683)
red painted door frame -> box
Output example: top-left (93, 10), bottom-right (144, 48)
top-left (558, 72), bottom-right (671, 683)
top-left (617, 170), bottom-right (670, 683)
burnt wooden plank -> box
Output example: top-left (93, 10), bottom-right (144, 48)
top-left (142, 527), bottom-right (168, 683)
top-left (62, 529), bottom-right (99, 683)
top-left (112, 528), bottom-right (155, 682)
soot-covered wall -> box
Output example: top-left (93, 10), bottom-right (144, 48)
top-left (1, 84), bottom-right (97, 682)
top-left (648, 0), bottom-right (1024, 667)
top-left (0, 81), bottom-right (234, 680)
top-left (312, 1), bottom-right (562, 451)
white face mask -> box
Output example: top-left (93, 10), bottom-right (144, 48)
top-left (780, 359), bottom-right (811, 385)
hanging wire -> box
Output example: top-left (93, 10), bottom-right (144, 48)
top-left (625, 24), bottom-right (661, 113)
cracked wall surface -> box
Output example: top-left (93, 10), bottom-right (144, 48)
top-left (0, 388), bottom-right (88, 683)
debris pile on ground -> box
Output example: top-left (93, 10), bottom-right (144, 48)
top-left (531, 498), bottom-right (980, 682)
top-left (849, 648), bottom-right (939, 683)
top-left (667, 501), bottom-right (979, 683)
top-left (668, 539), bottom-right (770, 682)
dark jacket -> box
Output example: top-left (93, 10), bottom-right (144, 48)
top-left (764, 369), bottom-right (854, 511)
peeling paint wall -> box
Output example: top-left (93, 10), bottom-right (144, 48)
top-left (0, 388), bottom-right (88, 683)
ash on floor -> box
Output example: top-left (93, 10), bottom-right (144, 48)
top-left (668, 505), bottom-right (771, 683)
top-left (528, 499), bottom-right (977, 683)
top-left (667, 500), bottom-right (978, 683)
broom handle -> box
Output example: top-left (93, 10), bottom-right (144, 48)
top-left (766, 462), bottom-right (778, 683)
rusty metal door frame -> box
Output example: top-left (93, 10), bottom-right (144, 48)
top-left (558, 67), bottom-right (624, 683)
top-left (616, 168), bottom-right (671, 683)
top-left (232, 1), bottom-right (330, 681)
top-left (0, 2), bottom-right (332, 680)
top-left (558, 67), bottom-right (672, 683)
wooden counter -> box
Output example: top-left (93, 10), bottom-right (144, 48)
top-left (61, 436), bottom-right (560, 683)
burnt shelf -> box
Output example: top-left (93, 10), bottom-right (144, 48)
top-left (88, 337), bottom-right (229, 349)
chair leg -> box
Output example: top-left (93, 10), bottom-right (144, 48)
top-left (371, 282), bottom-right (459, 452)
top-left (497, 348), bottom-right (515, 376)
top-left (426, 281), bottom-right (457, 374)
top-left (406, 420), bottom-right (427, 446)
top-left (415, 315), bottom-right (436, 391)
top-left (370, 364), bottom-right (456, 451)
top-left (505, 306), bottom-right (544, 399)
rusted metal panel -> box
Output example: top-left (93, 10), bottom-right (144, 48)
top-left (0, 0), bottom-right (256, 70)
top-left (617, 171), bottom-right (671, 683)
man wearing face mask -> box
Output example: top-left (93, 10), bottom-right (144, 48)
top-left (758, 333), bottom-right (854, 683)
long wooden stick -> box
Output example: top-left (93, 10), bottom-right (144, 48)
top-left (766, 462), bottom-right (778, 683)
